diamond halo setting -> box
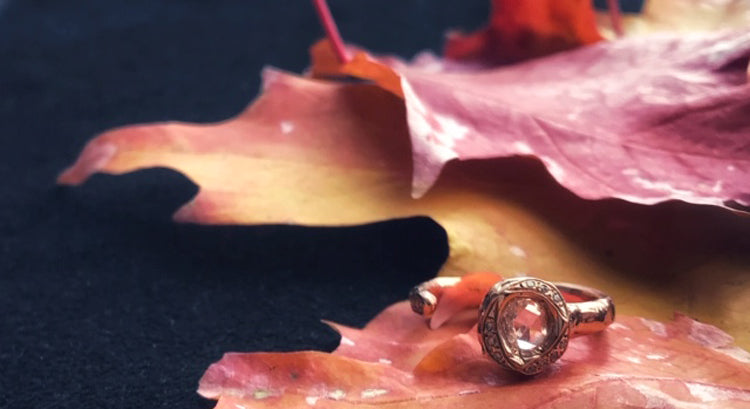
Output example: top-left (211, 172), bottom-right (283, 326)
top-left (478, 277), bottom-right (570, 375)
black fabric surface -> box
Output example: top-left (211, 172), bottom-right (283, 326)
top-left (0, 1), bottom-right (641, 408)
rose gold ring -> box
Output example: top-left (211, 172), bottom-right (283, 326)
top-left (410, 276), bottom-right (615, 375)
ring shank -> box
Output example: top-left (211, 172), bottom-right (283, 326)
top-left (409, 277), bottom-right (615, 336)
top-left (555, 282), bottom-right (615, 336)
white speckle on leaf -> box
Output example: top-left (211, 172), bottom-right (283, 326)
top-left (378, 358), bottom-right (392, 365)
top-left (483, 374), bottom-right (502, 386)
top-left (361, 389), bottom-right (389, 399)
top-left (513, 141), bottom-right (533, 154)
top-left (632, 177), bottom-right (696, 199)
top-left (622, 168), bottom-right (639, 176)
top-left (711, 181), bottom-right (723, 193)
top-left (508, 245), bottom-right (527, 258)
top-left (458, 389), bottom-right (480, 396)
top-left (626, 356), bottom-right (642, 364)
top-left (727, 164), bottom-right (736, 172)
top-left (327, 389), bottom-right (346, 400)
top-left (646, 353), bottom-right (667, 360)
top-left (640, 318), bottom-right (667, 337)
top-left (687, 383), bottom-right (718, 402)
top-left (566, 111), bottom-right (581, 121)
top-left (235, 404), bottom-right (247, 409)
top-left (280, 121), bottom-right (295, 134)
top-left (609, 322), bottom-right (630, 331)
top-left (305, 396), bottom-right (319, 406)
top-left (597, 373), bottom-right (625, 380)
top-left (340, 336), bottom-right (355, 347)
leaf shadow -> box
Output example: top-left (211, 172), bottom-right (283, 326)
top-left (439, 156), bottom-right (750, 318)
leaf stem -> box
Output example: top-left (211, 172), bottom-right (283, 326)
top-left (312, 0), bottom-right (350, 64)
top-left (606, 0), bottom-right (624, 37)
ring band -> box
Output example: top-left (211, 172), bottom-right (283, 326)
top-left (410, 276), bottom-right (615, 375)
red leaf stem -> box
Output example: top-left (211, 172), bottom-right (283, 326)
top-left (312, 0), bottom-right (350, 64)
top-left (607, 0), bottom-right (624, 37)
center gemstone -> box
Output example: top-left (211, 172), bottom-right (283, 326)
top-left (500, 298), bottom-right (549, 352)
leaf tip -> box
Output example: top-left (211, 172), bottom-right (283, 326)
top-left (320, 319), bottom-right (341, 333)
top-left (410, 160), bottom-right (442, 199)
top-left (260, 66), bottom-right (295, 93)
top-left (57, 141), bottom-right (118, 186)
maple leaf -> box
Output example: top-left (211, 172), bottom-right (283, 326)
top-left (197, 278), bottom-right (750, 409)
top-left (58, 70), bottom-right (750, 348)
top-left (312, 28), bottom-right (750, 207)
top-left (444, 0), bottom-right (603, 65)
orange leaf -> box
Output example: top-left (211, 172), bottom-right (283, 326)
top-left (60, 70), bottom-right (413, 225)
top-left (59, 70), bottom-right (750, 348)
top-left (444, 0), bottom-right (603, 65)
top-left (310, 40), bottom-right (405, 98)
top-left (311, 0), bottom-right (604, 85)
top-left (198, 300), bottom-right (750, 408)
top-left (414, 273), bottom-right (505, 329)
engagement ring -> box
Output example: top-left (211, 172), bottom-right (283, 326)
top-left (410, 276), bottom-right (615, 375)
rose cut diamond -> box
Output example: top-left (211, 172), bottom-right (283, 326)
top-left (479, 278), bottom-right (578, 375)
top-left (500, 298), bottom-right (550, 354)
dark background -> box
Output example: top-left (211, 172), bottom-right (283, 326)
top-left (0, 1), bottom-right (641, 408)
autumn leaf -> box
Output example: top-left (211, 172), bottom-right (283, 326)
top-left (444, 0), bottom-right (603, 65)
top-left (55, 1), bottom-right (750, 406)
top-left (58, 70), bottom-right (750, 348)
top-left (312, 28), bottom-right (750, 208)
top-left (197, 291), bottom-right (750, 408)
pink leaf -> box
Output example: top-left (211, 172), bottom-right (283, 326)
top-left (198, 301), bottom-right (750, 408)
top-left (314, 30), bottom-right (750, 208)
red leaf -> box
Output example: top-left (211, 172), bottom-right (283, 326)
top-left (198, 298), bottom-right (750, 408)
top-left (444, 0), bottom-right (603, 65)
top-left (313, 29), bottom-right (750, 207)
